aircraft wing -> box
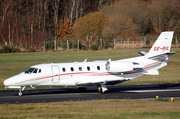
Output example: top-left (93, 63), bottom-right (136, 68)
top-left (75, 79), bottom-right (123, 87)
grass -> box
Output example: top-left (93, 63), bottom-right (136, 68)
top-left (0, 48), bottom-right (180, 90)
top-left (0, 99), bottom-right (180, 119)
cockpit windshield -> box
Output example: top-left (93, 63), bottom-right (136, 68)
top-left (24, 67), bottom-right (42, 73)
top-left (24, 68), bottom-right (35, 73)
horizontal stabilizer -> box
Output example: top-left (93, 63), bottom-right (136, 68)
top-left (138, 51), bottom-right (147, 56)
top-left (148, 52), bottom-right (176, 60)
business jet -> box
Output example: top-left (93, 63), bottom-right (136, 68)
top-left (4, 31), bottom-right (176, 96)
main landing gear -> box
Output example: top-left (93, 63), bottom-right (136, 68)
top-left (78, 84), bottom-right (108, 94)
top-left (18, 86), bottom-right (25, 96)
top-left (98, 84), bottom-right (108, 94)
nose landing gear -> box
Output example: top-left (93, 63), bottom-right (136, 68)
top-left (18, 90), bottom-right (22, 96)
top-left (18, 86), bottom-right (25, 96)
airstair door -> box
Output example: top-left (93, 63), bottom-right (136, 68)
top-left (51, 66), bottom-right (60, 83)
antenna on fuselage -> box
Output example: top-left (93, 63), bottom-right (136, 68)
top-left (83, 59), bottom-right (87, 62)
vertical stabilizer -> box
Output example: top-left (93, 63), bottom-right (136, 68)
top-left (146, 31), bottom-right (174, 58)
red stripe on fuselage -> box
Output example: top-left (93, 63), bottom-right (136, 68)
top-left (60, 72), bottom-right (96, 76)
top-left (30, 61), bottom-right (161, 81)
top-left (30, 72), bottom-right (96, 82)
top-left (31, 75), bottom-right (53, 81)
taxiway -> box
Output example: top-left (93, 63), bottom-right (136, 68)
top-left (0, 84), bottom-right (180, 104)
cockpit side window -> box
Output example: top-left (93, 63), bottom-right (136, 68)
top-left (33, 68), bottom-right (38, 73)
top-left (39, 69), bottom-right (42, 73)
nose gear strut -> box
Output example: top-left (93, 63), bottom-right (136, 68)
top-left (18, 86), bottom-right (25, 96)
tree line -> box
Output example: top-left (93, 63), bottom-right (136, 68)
top-left (74, 0), bottom-right (180, 41)
top-left (0, 0), bottom-right (101, 50)
top-left (0, 0), bottom-right (180, 51)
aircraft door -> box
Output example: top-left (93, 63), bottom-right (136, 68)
top-left (51, 66), bottom-right (60, 83)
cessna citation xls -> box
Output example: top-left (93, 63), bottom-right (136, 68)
top-left (4, 31), bottom-right (176, 96)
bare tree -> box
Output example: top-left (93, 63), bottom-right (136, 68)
top-left (51, 0), bottom-right (61, 40)
top-left (62, 0), bottom-right (95, 24)
top-left (43, 0), bottom-right (50, 32)
top-left (0, 0), bottom-right (13, 45)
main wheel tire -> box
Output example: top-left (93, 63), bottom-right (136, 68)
top-left (100, 88), bottom-right (107, 94)
top-left (98, 87), bottom-right (100, 92)
top-left (100, 88), bottom-right (103, 94)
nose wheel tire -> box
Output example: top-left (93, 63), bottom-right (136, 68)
top-left (18, 91), bottom-right (22, 96)
top-left (18, 86), bottom-right (25, 96)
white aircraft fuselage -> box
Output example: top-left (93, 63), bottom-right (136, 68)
top-left (4, 31), bottom-right (176, 96)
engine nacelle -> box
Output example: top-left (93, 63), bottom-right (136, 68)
top-left (106, 61), bottom-right (136, 73)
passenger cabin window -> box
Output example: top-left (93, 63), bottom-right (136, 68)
top-left (79, 67), bottom-right (82, 71)
top-left (71, 67), bottom-right (74, 72)
top-left (87, 66), bottom-right (90, 71)
top-left (62, 68), bottom-right (66, 72)
top-left (97, 66), bottom-right (100, 70)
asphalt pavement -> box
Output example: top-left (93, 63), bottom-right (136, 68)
top-left (0, 84), bottom-right (180, 104)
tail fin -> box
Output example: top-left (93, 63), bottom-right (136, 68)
top-left (146, 31), bottom-right (174, 58)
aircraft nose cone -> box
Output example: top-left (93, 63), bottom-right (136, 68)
top-left (4, 78), bottom-right (15, 86)
top-left (4, 79), bottom-right (9, 86)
